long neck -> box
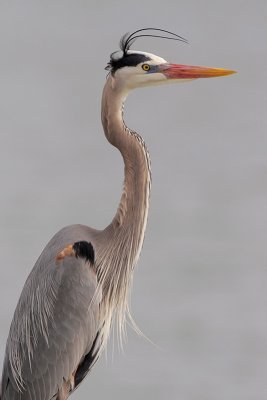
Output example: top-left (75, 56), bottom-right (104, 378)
top-left (101, 75), bottom-right (151, 262)
top-left (97, 75), bottom-right (151, 341)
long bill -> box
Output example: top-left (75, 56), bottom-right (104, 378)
top-left (159, 63), bottom-right (236, 79)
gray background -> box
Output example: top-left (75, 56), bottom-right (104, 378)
top-left (0, 1), bottom-right (266, 399)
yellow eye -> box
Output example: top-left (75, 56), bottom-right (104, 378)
top-left (142, 64), bottom-right (150, 71)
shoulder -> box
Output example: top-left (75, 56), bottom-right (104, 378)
top-left (4, 230), bottom-right (102, 395)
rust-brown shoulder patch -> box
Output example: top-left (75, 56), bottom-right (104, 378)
top-left (55, 241), bottom-right (95, 266)
top-left (56, 244), bottom-right (75, 262)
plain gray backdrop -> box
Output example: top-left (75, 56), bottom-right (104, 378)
top-left (0, 1), bottom-right (266, 399)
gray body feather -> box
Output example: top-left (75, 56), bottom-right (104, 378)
top-left (1, 225), bottom-right (102, 399)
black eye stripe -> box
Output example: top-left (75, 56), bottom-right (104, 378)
top-left (108, 53), bottom-right (152, 73)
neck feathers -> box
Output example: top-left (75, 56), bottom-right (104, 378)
top-left (101, 76), bottom-right (151, 235)
top-left (98, 75), bottom-right (151, 344)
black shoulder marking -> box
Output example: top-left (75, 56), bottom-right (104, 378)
top-left (73, 241), bottom-right (95, 264)
top-left (108, 53), bottom-right (151, 73)
top-left (74, 332), bottom-right (100, 388)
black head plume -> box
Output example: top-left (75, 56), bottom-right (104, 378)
top-left (106, 28), bottom-right (188, 73)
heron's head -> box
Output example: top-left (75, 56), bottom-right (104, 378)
top-left (106, 28), bottom-right (235, 91)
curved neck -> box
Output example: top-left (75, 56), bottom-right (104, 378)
top-left (101, 75), bottom-right (151, 237)
top-left (96, 74), bottom-right (151, 346)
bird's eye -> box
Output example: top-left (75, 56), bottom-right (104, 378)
top-left (142, 64), bottom-right (151, 71)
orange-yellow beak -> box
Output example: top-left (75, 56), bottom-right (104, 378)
top-left (159, 63), bottom-right (236, 79)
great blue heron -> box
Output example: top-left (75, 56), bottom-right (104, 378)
top-left (0, 28), bottom-right (235, 400)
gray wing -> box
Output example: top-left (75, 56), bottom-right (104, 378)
top-left (1, 233), bottom-right (101, 400)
